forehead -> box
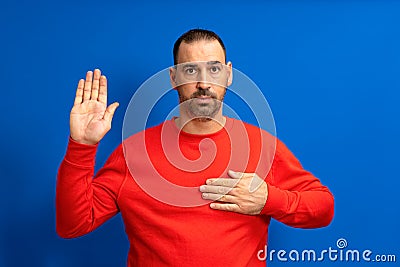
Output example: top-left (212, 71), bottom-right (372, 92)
top-left (176, 40), bottom-right (225, 64)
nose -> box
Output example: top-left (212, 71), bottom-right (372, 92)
top-left (196, 67), bottom-right (211, 89)
top-left (196, 80), bottom-right (211, 90)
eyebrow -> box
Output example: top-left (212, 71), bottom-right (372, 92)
top-left (179, 61), bottom-right (222, 69)
top-left (207, 61), bottom-right (222, 65)
top-left (181, 63), bottom-right (198, 68)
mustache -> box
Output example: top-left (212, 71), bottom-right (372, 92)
top-left (190, 89), bottom-right (217, 99)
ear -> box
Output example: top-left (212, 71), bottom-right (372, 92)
top-left (226, 61), bottom-right (233, 87)
top-left (170, 67), bottom-right (177, 89)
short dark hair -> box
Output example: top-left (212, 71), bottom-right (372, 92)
top-left (173, 29), bottom-right (226, 65)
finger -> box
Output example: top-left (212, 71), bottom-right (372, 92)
top-left (228, 170), bottom-right (245, 179)
top-left (91, 69), bottom-right (101, 100)
top-left (201, 193), bottom-right (235, 202)
top-left (83, 71), bottom-right (93, 101)
top-left (73, 79), bottom-right (84, 106)
top-left (210, 203), bottom-right (240, 213)
top-left (98, 75), bottom-right (107, 104)
top-left (199, 185), bottom-right (233, 195)
top-left (103, 102), bottom-right (119, 123)
top-left (206, 178), bottom-right (238, 187)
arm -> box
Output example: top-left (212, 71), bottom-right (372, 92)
top-left (56, 69), bottom-right (122, 238)
top-left (200, 140), bottom-right (334, 228)
top-left (260, 140), bottom-right (334, 228)
top-left (56, 140), bottom-right (127, 238)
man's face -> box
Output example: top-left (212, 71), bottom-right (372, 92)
top-left (170, 40), bottom-right (232, 120)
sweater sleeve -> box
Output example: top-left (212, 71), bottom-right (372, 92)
top-left (260, 139), bottom-right (334, 228)
top-left (56, 138), bottom-right (127, 238)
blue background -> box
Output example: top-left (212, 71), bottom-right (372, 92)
top-left (1, 0), bottom-right (399, 266)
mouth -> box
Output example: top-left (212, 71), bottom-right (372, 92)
top-left (193, 95), bottom-right (213, 103)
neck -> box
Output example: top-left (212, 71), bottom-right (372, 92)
top-left (175, 111), bottom-right (226, 135)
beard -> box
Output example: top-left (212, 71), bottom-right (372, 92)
top-left (178, 88), bottom-right (226, 122)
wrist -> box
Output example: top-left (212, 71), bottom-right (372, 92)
top-left (260, 184), bottom-right (288, 216)
top-left (64, 137), bottom-right (99, 167)
top-left (70, 134), bottom-right (99, 145)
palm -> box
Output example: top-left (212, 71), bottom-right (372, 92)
top-left (70, 69), bottom-right (119, 145)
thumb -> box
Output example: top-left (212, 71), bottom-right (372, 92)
top-left (104, 102), bottom-right (119, 123)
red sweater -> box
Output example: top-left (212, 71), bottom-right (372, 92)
top-left (56, 118), bottom-right (334, 266)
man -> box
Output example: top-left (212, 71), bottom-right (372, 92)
top-left (56, 29), bottom-right (334, 266)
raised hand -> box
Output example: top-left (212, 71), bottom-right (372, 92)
top-left (70, 69), bottom-right (119, 145)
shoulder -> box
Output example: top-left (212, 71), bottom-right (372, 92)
top-left (228, 117), bottom-right (298, 161)
top-left (229, 117), bottom-right (277, 146)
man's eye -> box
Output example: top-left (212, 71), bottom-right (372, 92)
top-left (185, 68), bottom-right (196, 75)
top-left (210, 66), bottom-right (221, 74)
